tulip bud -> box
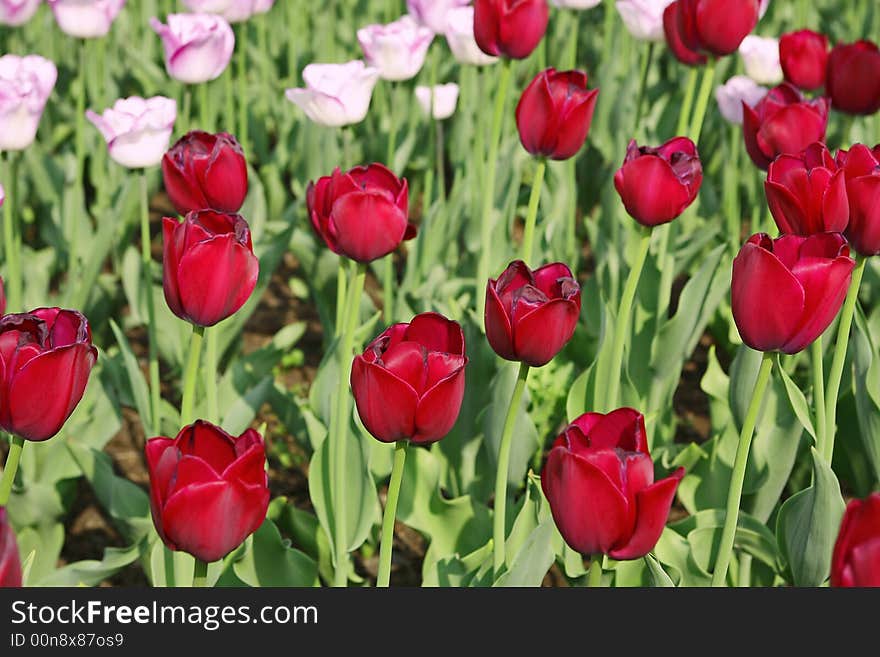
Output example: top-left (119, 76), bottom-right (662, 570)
top-left (357, 16), bottom-right (434, 82)
top-left (616, 0), bottom-right (675, 43)
top-left (831, 492), bottom-right (880, 587)
top-left (444, 6), bottom-right (498, 66)
top-left (663, 0), bottom-right (759, 60)
top-left (306, 163), bottom-right (415, 263)
top-left (407, 0), bottom-right (469, 34)
top-left (415, 84), bottom-right (460, 120)
top-left (351, 313), bottom-right (467, 444)
top-left (485, 261), bottom-right (581, 368)
top-left (826, 40), bottom-right (880, 116)
top-left (779, 30), bottom-right (828, 92)
top-left (87, 96), bottom-right (178, 169)
top-left (614, 137), bottom-right (702, 226)
top-left (285, 61), bottom-right (380, 128)
top-left (162, 211), bottom-right (259, 327)
top-left (0, 0), bottom-right (40, 26)
top-left (739, 35), bottom-right (782, 85)
top-left (742, 83), bottom-right (829, 170)
top-left (0, 508), bottom-right (22, 587)
top-left (515, 68), bottom-right (599, 161)
top-left (146, 421), bottom-right (270, 563)
top-left (162, 131), bottom-right (249, 216)
top-left (731, 233), bottom-right (855, 355)
top-left (0, 55), bottom-right (57, 152)
top-left (0, 308), bottom-right (98, 442)
top-left (715, 75), bottom-right (767, 125)
top-left (836, 143), bottom-right (880, 257)
top-left (47, 0), bottom-right (125, 39)
top-left (662, 2), bottom-right (706, 66)
top-left (150, 13), bottom-right (235, 85)
top-left (541, 408), bottom-right (684, 559)
top-left (474, 0), bottom-right (549, 60)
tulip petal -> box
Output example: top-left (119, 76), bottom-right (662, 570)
top-left (381, 341), bottom-right (428, 393)
top-left (742, 102), bottom-right (772, 169)
top-left (498, 0), bottom-right (548, 60)
top-left (176, 421), bottom-right (238, 475)
top-left (756, 104), bottom-right (828, 164)
top-left (413, 364), bottom-right (466, 444)
top-left (484, 283), bottom-right (516, 361)
top-left (404, 312), bottom-right (465, 355)
top-left (821, 169), bottom-right (849, 233)
top-left (609, 468), bottom-right (684, 560)
top-left (329, 192), bottom-right (408, 263)
top-left (617, 155), bottom-right (693, 225)
top-left (765, 179), bottom-right (809, 235)
top-left (587, 408), bottom-right (649, 453)
top-left (204, 141), bottom-right (248, 212)
top-left (694, 0), bottom-right (758, 56)
top-left (351, 357), bottom-right (419, 442)
top-left (550, 88), bottom-right (598, 161)
top-left (845, 175), bottom-right (880, 256)
top-left (162, 217), bottom-right (186, 319)
top-left (513, 298), bottom-right (579, 367)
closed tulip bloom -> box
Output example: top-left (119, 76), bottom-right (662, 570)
top-left (0, 0), bottom-right (40, 26)
top-left (150, 13), bottom-right (235, 85)
top-left (47, 0), bottom-right (125, 38)
top-left (285, 61), bottom-right (379, 128)
top-left (0, 55), bottom-right (57, 151)
top-left (836, 143), bottom-right (880, 257)
top-left (86, 96), bottom-right (177, 169)
top-left (162, 131), bottom-right (248, 216)
top-left (415, 83), bottom-right (460, 120)
top-left (662, 2), bottom-right (706, 66)
top-left (183, 0), bottom-right (262, 23)
top-left (407, 0), bottom-right (469, 34)
top-left (715, 75), bottom-right (767, 124)
top-left (474, 0), bottom-right (549, 60)
top-left (831, 493), bottom-right (880, 587)
top-left (742, 83), bottom-right (829, 170)
top-left (731, 233), bottom-right (854, 354)
top-left (614, 137), bottom-right (702, 226)
top-left (739, 35), bottom-right (782, 85)
top-left (515, 68), bottom-right (599, 161)
top-left (0, 308), bottom-right (98, 442)
top-left (0, 508), bottom-right (22, 587)
top-left (541, 408), bottom-right (684, 559)
top-left (146, 421), bottom-right (270, 563)
top-left (826, 41), bottom-right (880, 116)
top-left (163, 210), bottom-right (259, 327)
top-left (664, 0), bottom-right (760, 59)
top-left (444, 6), bottom-right (498, 66)
top-left (352, 313), bottom-right (467, 444)
top-left (765, 142), bottom-right (848, 236)
top-left (551, 0), bottom-right (601, 9)
top-left (306, 163), bottom-right (415, 263)
top-left (485, 261), bottom-right (581, 367)
top-left (779, 30), bottom-right (828, 92)
top-left (357, 16), bottom-right (434, 82)
top-left (616, 0), bottom-right (674, 42)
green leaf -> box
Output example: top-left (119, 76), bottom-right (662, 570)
top-left (852, 309), bottom-right (880, 481)
top-left (493, 520), bottom-right (555, 587)
top-left (233, 519), bottom-right (319, 587)
top-left (39, 545), bottom-right (141, 587)
top-left (644, 554), bottom-right (675, 587)
top-left (775, 354), bottom-right (817, 443)
top-left (109, 319), bottom-right (153, 435)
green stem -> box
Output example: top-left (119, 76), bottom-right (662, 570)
top-left (633, 42), bottom-right (655, 136)
top-left (71, 40), bottom-right (87, 290)
top-left (182, 88), bottom-right (192, 134)
top-left (493, 362), bottom-right (531, 577)
top-left (0, 436), bottom-right (25, 506)
top-left (435, 119), bottom-right (446, 205)
top-left (2, 151), bottom-right (21, 311)
top-left (198, 82), bottom-right (210, 132)
top-left (386, 82), bottom-right (398, 166)
top-left (376, 441), bottom-right (408, 587)
top-left (383, 255), bottom-right (394, 322)
top-left (711, 351), bottom-right (773, 587)
top-left (675, 68), bottom-right (698, 136)
top-left (811, 338), bottom-right (827, 457)
top-left (192, 558), bottom-right (209, 588)
top-left (823, 256), bottom-right (866, 463)
top-left (237, 29), bottom-right (248, 150)
top-left (738, 554), bottom-right (753, 587)
top-left (724, 122), bottom-right (742, 248)
top-left (140, 171), bottom-right (161, 436)
top-left (224, 67), bottom-right (234, 133)
top-left (334, 259), bottom-right (347, 338)
top-left (566, 10), bottom-right (579, 68)
top-left (180, 324), bottom-right (205, 425)
top-left (520, 159), bottom-right (546, 264)
top-left (477, 58), bottom-right (513, 323)
top-left (605, 226), bottom-right (652, 411)
top-left (205, 328), bottom-right (219, 424)
top-left (689, 59), bottom-right (716, 144)
top-left (588, 555), bottom-right (604, 587)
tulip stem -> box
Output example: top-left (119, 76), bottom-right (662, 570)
top-left (633, 42), bottom-right (655, 137)
top-left (180, 325), bottom-right (205, 425)
top-left (386, 82), bottom-right (398, 167)
top-left (192, 558), bottom-right (208, 588)
top-left (71, 40), bottom-right (87, 282)
top-left (198, 82), bottom-right (210, 132)
top-left (476, 58), bottom-right (513, 324)
top-left (493, 362), bottom-right (531, 578)
top-left (823, 255), bottom-right (866, 463)
top-left (588, 554), bottom-right (604, 587)
top-left (711, 351), bottom-right (773, 587)
top-left (383, 255), bottom-right (394, 322)
top-left (140, 171), bottom-right (161, 436)
top-left (0, 436), bottom-right (25, 507)
top-left (675, 67), bottom-right (699, 136)
top-left (811, 338), bottom-right (827, 456)
top-left (2, 150), bottom-right (21, 311)
top-left (604, 225), bottom-right (652, 411)
top-left (377, 440), bottom-right (408, 587)
top-left (334, 259), bottom-right (347, 337)
top-left (520, 159), bottom-right (546, 264)
top-left (237, 28), bottom-right (248, 150)
top-left (689, 58), bottom-right (716, 145)
top-left (205, 328), bottom-right (219, 424)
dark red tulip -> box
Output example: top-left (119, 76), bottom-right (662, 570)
top-left (351, 312), bottom-right (466, 444)
top-left (485, 260), bottom-right (580, 368)
top-left (826, 40), bottom-right (880, 116)
top-left (731, 233), bottom-right (854, 355)
top-left (662, 2), bottom-right (706, 66)
top-left (836, 143), bottom-right (880, 256)
top-left (779, 30), bottom-right (828, 91)
top-left (541, 408), bottom-right (684, 560)
top-left (831, 493), bottom-right (880, 587)
top-left (663, 0), bottom-right (759, 62)
top-left (0, 308), bottom-right (97, 442)
top-left (765, 142), bottom-right (848, 236)
top-left (614, 137), bottom-right (702, 227)
top-left (162, 210), bottom-right (259, 327)
top-left (162, 131), bottom-right (248, 216)
top-left (743, 83), bottom-right (829, 170)
top-left (306, 163), bottom-right (415, 264)
top-left (515, 68), bottom-right (599, 161)
top-left (0, 508), bottom-right (22, 588)
top-left (473, 0), bottom-right (549, 60)
top-left (146, 421), bottom-right (270, 563)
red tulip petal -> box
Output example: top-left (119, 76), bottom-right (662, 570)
top-left (588, 408), bottom-right (649, 453)
top-left (222, 442), bottom-right (267, 488)
top-left (351, 357), bottom-right (419, 443)
top-left (756, 104), bottom-right (828, 163)
top-left (609, 468), bottom-right (684, 560)
top-left (330, 192), bottom-right (408, 263)
top-left (623, 452), bottom-right (655, 500)
top-left (550, 88), bottom-right (598, 160)
top-left (617, 155), bottom-right (693, 225)
top-left (845, 175), bottom-right (880, 256)
top-left (743, 103), bottom-right (772, 169)
top-left (162, 155), bottom-right (208, 216)
top-left (404, 312), bottom-right (465, 355)
top-left (498, 0), bottom-right (548, 60)
top-left (204, 142), bottom-right (248, 212)
top-left (381, 341), bottom-right (428, 393)
top-left (513, 298), bottom-right (579, 367)
top-left (473, 0), bottom-right (500, 57)
top-left (145, 437), bottom-right (176, 507)
top-left (485, 283), bottom-right (517, 361)
top-left (176, 421), bottom-right (238, 475)
top-left (694, 0), bottom-right (758, 56)
top-left (663, 2), bottom-right (707, 66)
top-left (821, 169), bottom-right (850, 233)
top-left (532, 262), bottom-right (576, 298)
top-left (413, 364), bottom-right (466, 444)
top-left (516, 72), bottom-right (555, 157)
top-left (174, 454), bottom-right (223, 488)
top-left (765, 180), bottom-right (809, 235)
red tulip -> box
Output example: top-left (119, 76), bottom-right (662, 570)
top-left (0, 508), bottom-right (22, 587)
top-left (162, 131), bottom-right (248, 216)
top-left (663, 0), bottom-right (759, 61)
top-left (764, 142), bottom-right (848, 236)
top-left (826, 40), bottom-right (880, 116)
top-left (831, 492), bottom-right (880, 587)
top-left (836, 143), bottom-right (880, 257)
top-left (614, 137), bottom-right (702, 227)
top-left (351, 312), bottom-right (466, 444)
top-left (145, 421), bottom-right (270, 563)
top-left (162, 210), bottom-right (259, 327)
top-left (0, 308), bottom-right (98, 442)
top-left (541, 408), bottom-right (684, 559)
top-left (779, 30), bottom-right (828, 92)
top-left (485, 260), bottom-right (581, 368)
top-left (306, 163), bottom-right (415, 264)
top-left (515, 68), bottom-right (599, 161)
top-left (743, 83), bottom-right (829, 170)
top-left (731, 233), bottom-right (854, 355)
top-left (662, 2), bottom-right (706, 66)
top-left (473, 0), bottom-right (548, 60)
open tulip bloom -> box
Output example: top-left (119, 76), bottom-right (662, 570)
top-left (151, 13), bottom-right (236, 85)
top-left (357, 16), bottom-right (434, 82)
top-left (285, 60), bottom-right (380, 128)
top-left (0, 55), bottom-right (57, 152)
top-left (86, 96), bottom-right (177, 169)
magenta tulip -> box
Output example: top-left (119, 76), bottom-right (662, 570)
top-left (474, 0), bottom-right (549, 60)
top-left (836, 143), bottom-right (880, 257)
top-left (831, 493), bottom-right (880, 588)
top-left (779, 30), bottom-right (828, 92)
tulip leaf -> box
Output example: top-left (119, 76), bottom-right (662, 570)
top-left (644, 554), bottom-right (676, 587)
top-left (110, 319), bottom-right (154, 435)
top-left (852, 308), bottom-right (880, 481)
top-left (233, 519), bottom-right (319, 587)
top-left (775, 354), bottom-right (817, 443)
top-left (13, 523), bottom-right (65, 588)
top-left (493, 519), bottom-right (555, 587)
top-left (38, 545), bottom-right (142, 587)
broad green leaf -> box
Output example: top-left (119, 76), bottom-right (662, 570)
top-left (233, 519), bottom-right (319, 587)
top-left (775, 354), bottom-right (817, 443)
top-left (644, 554), bottom-right (675, 587)
top-left (39, 545), bottom-right (141, 587)
top-left (110, 319), bottom-right (153, 435)
top-left (493, 520), bottom-right (555, 587)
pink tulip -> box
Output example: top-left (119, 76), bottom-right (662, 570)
top-left (285, 61), bottom-right (379, 128)
top-left (0, 0), bottom-right (41, 26)
top-left (407, 0), bottom-right (469, 34)
top-left (444, 6), bottom-right (498, 66)
top-left (47, 0), bottom-right (125, 38)
top-left (415, 83), bottom-right (460, 120)
top-left (86, 96), bottom-right (177, 169)
top-left (150, 13), bottom-right (235, 84)
top-left (616, 0), bottom-right (675, 42)
top-left (183, 0), bottom-right (271, 23)
top-left (0, 55), bottom-right (57, 151)
top-left (358, 16), bottom-right (434, 82)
